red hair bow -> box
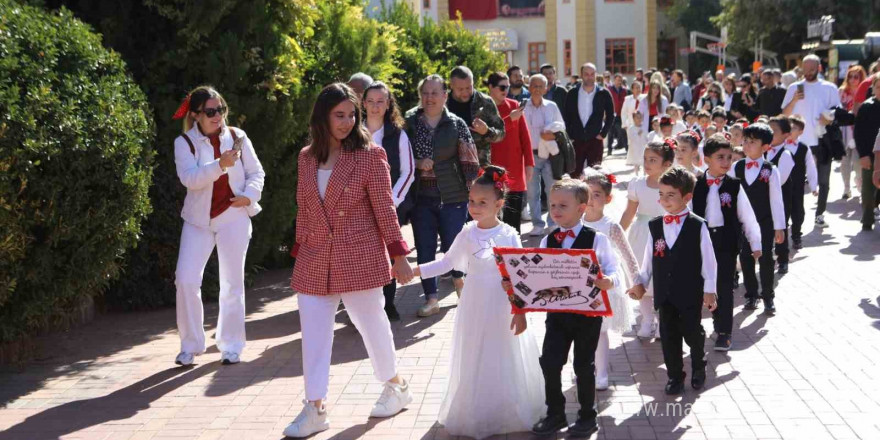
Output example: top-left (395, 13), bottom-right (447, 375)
top-left (606, 173), bottom-right (617, 184)
top-left (493, 172), bottom-right (510, 190)
top-left (741, 122), bottom-right (749, 128)
top-left (664, 137), bottom-right (677, 150)
top-left (172, 94), bottom-right (191, 120)
top-left (477, 168), bottom-right (486, 177)
top-left (688, 130), bottom-right (702, 143)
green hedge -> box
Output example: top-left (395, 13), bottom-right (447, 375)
top-left (0, 0), bottom-right (155, 341)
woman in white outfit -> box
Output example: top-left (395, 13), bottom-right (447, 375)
top-left (171, 86), bottom-right (265, 366)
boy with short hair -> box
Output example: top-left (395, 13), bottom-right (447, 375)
top-left (728, 123), bottom-right (786, 315)
top-left (693, 134), bottom-right (763, 351)
top-left (786, 115), bottom-right (819, 248)
top-left (697, 110), bottom-right (712, 134)
top-left (766, 116), bottom-right (796, 273)
top-left (531, 179), bottom-right (622, 438)
top-left (711, 109), bottom-right (728, 132)
top-left (628, 166), bottom-right (718, 394)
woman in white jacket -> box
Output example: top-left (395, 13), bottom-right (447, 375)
top-left (638, 81), bottom-right (668, 135)
top-left (620, 80), bottom-right (643, 130)
top-left (171, 86), bottom-right (265, 366)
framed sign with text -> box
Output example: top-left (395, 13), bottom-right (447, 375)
top-left (493, 247), bottom-right (612, 317)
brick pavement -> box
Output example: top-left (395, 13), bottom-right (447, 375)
top-left (1, 152), bottom-right (880, 440)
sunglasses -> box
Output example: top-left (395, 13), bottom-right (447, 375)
top-left (848, 75), bottom-right (861, 79)
top-left (198, 106), bottom-right (227, 118)
top-left (496, 85), bottom-right (509, 91)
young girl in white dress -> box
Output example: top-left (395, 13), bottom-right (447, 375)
top-left (619, 140), bottom-right (675, 339)
top-left (626, 111), bottom-right (647, 175)
top-left (582, 168), bottom-right (639, 390)
top-left (413, 166), bottom-right (544, 439)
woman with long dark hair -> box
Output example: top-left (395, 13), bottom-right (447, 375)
top-left (363, 81), bottom-right (415, 321)
top-left (171, 85), bottom-right (265, 367)
top-left (285, 83), bottom-right (414, 438)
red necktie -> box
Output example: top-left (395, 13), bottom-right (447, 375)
top-left (664, 213), bottom-right (687, 224)
top-left (708, 178), bottom-right (722, 186)
top-left (746, 160), bottom-right (759, 169)
top-left (554, 229), bottom-right (576, 242)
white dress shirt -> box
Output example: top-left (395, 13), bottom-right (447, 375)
top-left (727, 158), bottom-right (786, 230)
top-left (785, 141), bottom-right (819, 192)
top-left (524, 98), bottom-right (565, 151)
top-left (703, 172), bottom-right (762, 251)
top-left (371, 126), bottom-right (415, 207)
top-left (766, 143), bottom-right (795, 184)
top-left (539, 222), bottom-right (621, 288)
top-left (636, 209), bottom-right (717, 294)
top-left (578, 85), bottom-right (597, 127)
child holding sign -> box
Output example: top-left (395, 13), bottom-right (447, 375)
top-left (413, 166), bottom-right (544, 440)
top-left (627, 166), bottom-right (718, 395)
top-left (528, 178), bottom-right (622, 438)
top-left (581, 168), bottom-right (639, 391)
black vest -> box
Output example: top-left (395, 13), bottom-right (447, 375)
top-left (768, 147), bottom-right (792, 216)
top-left (735, 160), bottom-right (773, 225)
top-left (546, 225), bottom-right (596, 250)
top-left (648, 214), bottom-right (705, 309)
top-left (692, 175), bottom-right (741, 253)
top-left (379, 121), bottom-right (402, 184)
top-left (789, 142), bottom-right (809, 189)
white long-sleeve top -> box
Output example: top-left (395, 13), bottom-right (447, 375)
top-left (786, 141), bottom-right (819, 192)
top-left (702, 172), bottom-right (762, 251)
top-left (636, 209), bottom-right (718, 294)
top-left (766, 143), bottom-right (795, 184)
top-left (539, 222), bottom-right (622, 289)
top-left (371, 127), bottom-right (414, 207)
top-left (728, 158), bottom-right (786, 230)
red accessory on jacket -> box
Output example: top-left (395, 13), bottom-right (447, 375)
top-left (664, 138), bottom-right (677, 150)
top-left (172, 94), bottom-right (192, 120)
top-left (554, 229), bottom-right (576, 242)
top-left (654, 238), bottom-right (667, 257)
top-left (663, 213), bottom-right (687, 224)
top-left (723, 132), bottom-right (732, 141)
top-left (606, 173), bottom-right (617, 184)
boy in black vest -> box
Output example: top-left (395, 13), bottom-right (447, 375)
top-left (785, 116), bottom-right (819, 249)
top-left (766, 116), bottom-right (796, 274)
top-left (627, 166), bottom-right (718, 395)
top-left (529, 178), bottom-right (622, 438)
top-left (728, 123), bottom-right (786, 315)
top-left (693, 134), bottom-right (763, 351)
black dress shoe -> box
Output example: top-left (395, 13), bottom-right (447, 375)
top-left (744, 298), bottom-right (760, 310)
top-left (691, 369), bottom-right (706, 390)
top-left (793, 238), bottom-right (803, 249)
top-left (763, 299), bottom-right (776, 316)
top-left (777, 262), bottom-right (789, 274)
top-left (385, 306), bottom-right (401, 322)
top-left (568, 417), bottom-right (599, 438)
top-left (531, 413), bottom-right (568, 436)
top-left (713, 333), bottom-right (731, 351)
top-left (665, 377), bottom-right (685, 395)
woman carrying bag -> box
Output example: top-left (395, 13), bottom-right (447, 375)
top-left (171, 85), bottom-right (265, 366)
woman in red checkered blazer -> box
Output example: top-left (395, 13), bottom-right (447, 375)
top-left (283, 83), bottom-right (415, 438)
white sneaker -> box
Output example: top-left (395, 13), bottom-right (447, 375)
top-left (815, 215), bottom-right (827, 227)
top-left (174, 352), bottom-right (194, 366)
top-left (596, 376), bottom-right (609, 391)
top-left (221, 351), bottom-right (240, 365)
top-left (283, 400), bottom-right (330, 438)
top-left (529, 226), bottom-right (546, 236)
top-left (370, 380), bottom-right (412, 418)
top-left (417, 301), bottom-right (439, 317)
top-left (637, 324), bottom-right (654, 340)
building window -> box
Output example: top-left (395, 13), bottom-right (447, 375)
top-left (605, 38), bottom-right (635, 74)
top-left (423, 0), bottom-right (430, 8)
top-left (528, 42), bottom-right (547, 74)
top-left (563, 40), bottom-right (572, 76)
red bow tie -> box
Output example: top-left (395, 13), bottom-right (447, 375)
top-left (746, 160), bottom-right (759, 169)
top-left (554, 229), bottom-right (576, 242)
top-left (708, 177), bottom-right (723, 186)
top-left (664, 213), bottom-right (687, 224)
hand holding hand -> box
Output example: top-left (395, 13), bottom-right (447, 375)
top-left (417, 158), bottom-right (434, 171)
top-left (393, 259), bottom-right (414, 284)
top-left (627, 284), bottom-right (646, 300)
top-left (752, 250), bottom-right (762, 260)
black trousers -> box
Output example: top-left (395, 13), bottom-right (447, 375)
top-left (790, 180), bottom-right (806, 240)
top-left (540, 313), bottom-right (602, 420)
top-left (501, 191), bottom-right (525, 234)
top-left (384, 259), bottom-right (397, 312)
top-left (774, 195), bottom-right (791, 264)
top-left (816, 158), bottom-right (831, 217)
top-left (658, 302), bottom-right (706, 380)
top-left (740, 220), bottom-right (775, 300)
top-left (710, 245), bottom-right (737, 335)
top-left (863, 165), bottom-right (880, 228)
top-left (607, 116), bottom-right (627, 153)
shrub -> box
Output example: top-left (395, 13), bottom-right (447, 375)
top-left (0, 0), bottom-right (155, 341)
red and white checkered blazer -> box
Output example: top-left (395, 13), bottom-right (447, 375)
top-left (291, 144), bottom-right (408, 296)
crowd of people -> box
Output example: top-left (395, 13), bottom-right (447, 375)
top-left (167, 54), bottom-right (880, 439)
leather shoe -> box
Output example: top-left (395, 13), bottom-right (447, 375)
top-left (777, 262), bottom-right (788, 274)
top-left (531, 413), bottom-right (567, 436)
top-left (763, 298), bottom-right (776, 316)
top-left (567, 417), bottom-right (599, 438)
top-left (691, 369), bottom-right (706, 390)
top-left (665, 376), bottom-right (685, 395)
top-left (744, 298), bottom-right (759, 310)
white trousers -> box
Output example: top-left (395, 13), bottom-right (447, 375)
top-left (639, 296), bottom-right (656, 332)
top-left (596, 330), bottom-right (610, 382)
top-left (175, 207), bottom-right (252, 355)
top-left (298, 288), bottom-right (398, 401)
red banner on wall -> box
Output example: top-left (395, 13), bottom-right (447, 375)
top-left (449, 0), bottom-right (498, 20)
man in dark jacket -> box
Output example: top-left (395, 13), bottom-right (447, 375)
top-left (541, 63), bottom-right (567, 113)
top-left (756, 70), bottom-right (786, 117)
top-left (562, 62), bottom-right (615, 175)
top-left (447, 66), bottom-right (506, 167)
